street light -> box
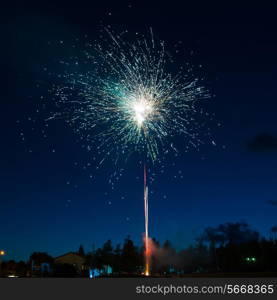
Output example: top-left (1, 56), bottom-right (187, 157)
top-left (0, 250), bottom-right (5, 277)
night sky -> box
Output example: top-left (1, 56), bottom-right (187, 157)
top-left (1, 2), bottom-right (277, 261)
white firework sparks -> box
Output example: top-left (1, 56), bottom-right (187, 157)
top-left (50, 28), bottom-right (210, 163)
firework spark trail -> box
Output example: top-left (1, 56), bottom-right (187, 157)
top-left (144, 164), bottom-right (150, 276)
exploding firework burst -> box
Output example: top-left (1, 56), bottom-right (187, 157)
top-left (49, 28), bottom-right (210, 164)
top-left (38, 28), bottom-right (213, 277)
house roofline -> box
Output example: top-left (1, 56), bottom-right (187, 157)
top-left (55, 252), bottom-right (82, 260)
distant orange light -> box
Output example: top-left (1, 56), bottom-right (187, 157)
top-left (0, 250), bottom-right (5, 256)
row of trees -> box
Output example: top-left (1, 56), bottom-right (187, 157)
top-left (1, 222), bottom-right (277, 276)
top-left (86, 222), bottom-right (277, 274)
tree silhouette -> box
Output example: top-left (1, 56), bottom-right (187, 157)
top-left (270, 226), bottom-right (277, 242)
top-left (78, 245), bottom-right (85, 257)
top-left (218, 222), bottom-right (259, 245)
top-left (113, 244), bottom-right (122, 273)
top-left (121, 236), bottom-right (140, 273)
top-left (29, 252), bottom-right (53, 264)
top-left (101, 240), bottom-right (114, 267)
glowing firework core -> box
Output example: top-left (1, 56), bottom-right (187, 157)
top-left (131, 96), bottom-right (153, 127)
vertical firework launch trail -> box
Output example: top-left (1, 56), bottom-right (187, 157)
top-left (144, 164), bottom-right (150, 276)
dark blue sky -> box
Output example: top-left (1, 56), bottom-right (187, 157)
top-left (1, 1), bottom-right (277, 261)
